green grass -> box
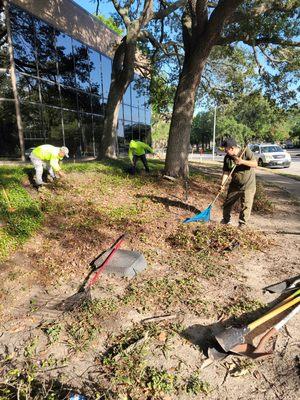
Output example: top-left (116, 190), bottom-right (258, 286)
top-left (0, 166), bottom-right (43, 261)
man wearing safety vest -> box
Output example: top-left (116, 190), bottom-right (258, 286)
top-left (128, 140), bottom-right (154, 174)
top-left (30, 144), bottom-right (69, 186)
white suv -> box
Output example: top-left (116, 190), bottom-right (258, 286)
top-left (250, 143), bottom-right (291, 168)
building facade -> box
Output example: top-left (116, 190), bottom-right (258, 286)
top-left (0, 0), bottom-right (151, 159)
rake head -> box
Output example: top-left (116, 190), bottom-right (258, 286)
top-left (183, 205), bottom-right (211, 223)
top-left (54, 287), bottom-right (91, 312)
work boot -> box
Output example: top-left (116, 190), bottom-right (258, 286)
top-left (220, 219), bottom-right (231, 225)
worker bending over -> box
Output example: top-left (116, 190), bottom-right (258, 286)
top-left (30, 144), bottom-right (69, 186)
top-left (128, 140), bottom-right (154, 174)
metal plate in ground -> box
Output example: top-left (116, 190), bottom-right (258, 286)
top-left (93, 249), bottom-right (147, 279)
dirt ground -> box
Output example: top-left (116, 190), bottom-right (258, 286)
top-left (0, 161), bottom-right (299, 399)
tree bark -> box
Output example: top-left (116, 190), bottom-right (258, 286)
top-left (165, 0), bottom-right (243, 177)
top-left (164, 55), bottom-right (206, 177)
top-left (97, 38), bottom-right (136, 159)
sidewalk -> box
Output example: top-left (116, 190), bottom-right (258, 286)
top-left (256, 168), bottom-right (300, 200)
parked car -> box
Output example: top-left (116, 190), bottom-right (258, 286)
top-left (25, 147), bottom-right (35, 160)
top-left (250, 143), bottom-right (291, 168)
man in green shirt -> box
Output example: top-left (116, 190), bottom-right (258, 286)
top-left (30, 144), bottom-right (69, 186)
top-left (128, 140), bottom-right (154, 174)
top-left (220, 138), bottom-right (257, 228)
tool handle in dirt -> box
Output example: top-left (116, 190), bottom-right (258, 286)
top-left (1, 186), bottom-right (13, 209)
top-left (87, 234), bottom-right (125, 288)
top-left (254, 303), bottom-right (300, 354)
top-left (271, 288), bottom-right (300, 311)
top-left (248, 295), bottom-right (300, 332)
top-left (210, 145), bottom-right (248, 208)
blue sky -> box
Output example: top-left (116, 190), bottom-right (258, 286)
top-left (73, 0), bottom-right (115, 18)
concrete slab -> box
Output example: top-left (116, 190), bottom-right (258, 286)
top-left (93, 249), bottom-right (147, 279)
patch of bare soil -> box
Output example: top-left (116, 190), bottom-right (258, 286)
top-left (0, 164), bottom-right (299, 399)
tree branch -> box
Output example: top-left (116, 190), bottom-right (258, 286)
top-left (153, 0), bottom-right (187, 20)
top-left (217, 35), bottom-right (300, 47)
top-left (112, 0), bottom-right (131, 27)
top-left (229, 1), bottom-right (299, 24)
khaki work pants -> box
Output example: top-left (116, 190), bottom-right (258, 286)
top-left (223, 185), bottom-right (256, 225)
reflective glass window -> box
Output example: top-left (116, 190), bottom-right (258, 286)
top-left (131, 81), bottom-right (141, 107)
top-left (80, 113), bottom-right (94, 155)
top-left (101, 55), bottom-right (112, 99)
top-left (89, 49), bottom-right (102, 96)
top-left (140, 124), bottom-right (151, 143)
top-left (63, 110), bottom-right (81, 157)
top-left (93, 115), bottom-right (104, 152)
top-left (56, 32), bottom-right (75, 87)
top-left (132, 124), bottom-right (140, 141)
top-left (91, 94), bottom-right (103, 115)
top-left (117, 119), bottom-right (124, 138)
top-left (10, 5), bottom-right (37, 75)
top-left (40, 80), bottom-right (60, 106)
top-left (21, 103), bottom-right (43, 140)
top-left (0, 74), bottom-right (13, 99)
top-left (132, 107), bottom-right (139, 123)
top-left (123, 104), bottom-right (132, 122)
top-left (123, 85), bottom-right (131, 105)
top-left (35, 20), bottom-right (57, 82)
top-left (60, 85), bottom-right (78, 111)
top-left (73, 39), bottom-right (90, 91)
top-left (77, 91), bottom-right (91, 113)
top-left (42, 105), bottom-right (63, 145)
top-left (118, 103), bottom-right (123, 120)
top-left (0, 100), bottom-right (19, 157)
top-left (17, 74), bottom-right (40, 103)
top-left (0, 5), bottom-right (9, 69)
top-left (145, 108), bottom-right (151, 124)
top-left (124, 121), bottom-right (133, 142)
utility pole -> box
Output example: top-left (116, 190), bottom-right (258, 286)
top-left (212, 106), bottom-right (217, 161)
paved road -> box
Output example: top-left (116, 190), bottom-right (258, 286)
top-left (188, 149), bottom-right (300, 177)
top-left (188, 151), bottom-right (300, 199)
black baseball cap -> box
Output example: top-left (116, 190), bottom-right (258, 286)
top-left (222, 138), bottom-right (237, 148)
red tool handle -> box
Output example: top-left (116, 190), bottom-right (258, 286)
top-left (87, 234), bottom-right (125, 288)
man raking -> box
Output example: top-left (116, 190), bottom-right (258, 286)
top-left (220, 138), bottom-right (257, 229)
top-left (30, 144), bottom-right (69, 187)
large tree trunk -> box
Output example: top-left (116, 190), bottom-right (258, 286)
top-left (98, 79), bottom-right (127, 159)
top-left (165, 0), bottom-right (243, 177)
top-left (97, 38), bottom-right (136, 160)
top-left (164, 57), bottom-right (206, 177)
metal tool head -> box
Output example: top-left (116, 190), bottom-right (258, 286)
top-left (264, 276), bottom-right (300, 294)
top-left (214, 326), bottom-right (248, 352)
top-left (230, 342), bottom-right (272, 359)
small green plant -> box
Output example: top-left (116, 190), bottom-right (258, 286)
top-left (145, 367), bottom-right (176, 395)
top-left (24, 338), bottom-right (38, 358)
top-left (224, 298), bottom-right (264, 319)
top-left (186, 373), bottom-right (212, 395)
top-left (43, 323), bottom-right (62, 344)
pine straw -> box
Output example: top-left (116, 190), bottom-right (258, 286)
top-left (168, 223), bottom-right (272, 255)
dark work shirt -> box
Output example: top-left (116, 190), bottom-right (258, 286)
top-left (223, 147), bottom-right (256, 189)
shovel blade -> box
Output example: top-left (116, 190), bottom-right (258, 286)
top-left (215, 326), bottom-right (249, 352)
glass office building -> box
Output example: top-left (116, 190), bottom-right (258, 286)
top-left (0, 1), bottom-right (151, 158)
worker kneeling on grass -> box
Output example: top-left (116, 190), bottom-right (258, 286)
top-left (220, 138), bottom-right (257, 229)
top-left (128, 140), bottom-right (154, 174)
top-left (30, 144), bottom-right (69, 187)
